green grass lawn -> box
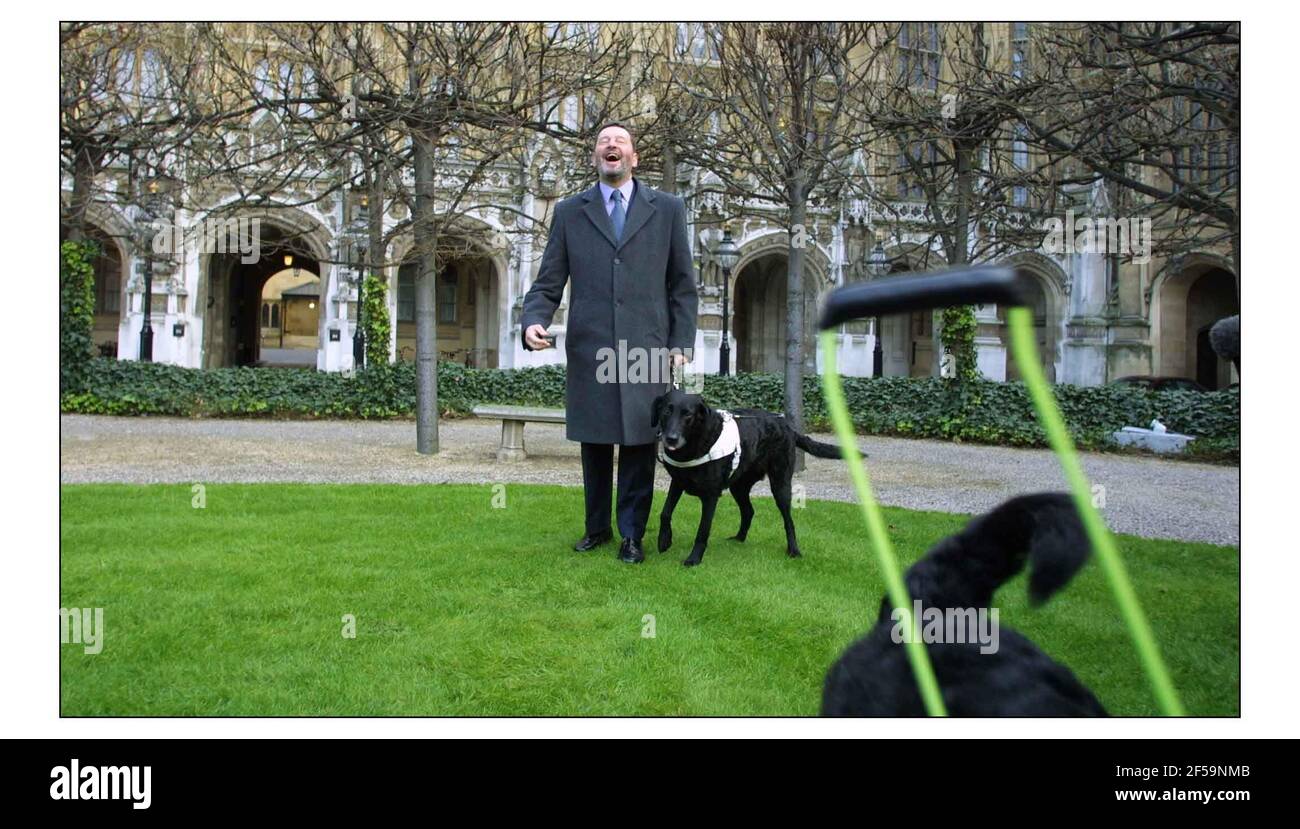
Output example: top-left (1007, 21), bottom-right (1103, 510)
top-left (59, 483), bottom-right (1240, 716)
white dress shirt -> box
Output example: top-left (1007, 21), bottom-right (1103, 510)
top-left (598, 179), bottom-right (635, 216)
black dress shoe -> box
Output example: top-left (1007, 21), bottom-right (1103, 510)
top-left (617, 537), bottom-right (645, 564)
top-left (574, 529), bottom-right (613, 552)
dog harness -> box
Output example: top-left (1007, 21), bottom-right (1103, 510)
top-left (658, 409), bottom-right (742, 476)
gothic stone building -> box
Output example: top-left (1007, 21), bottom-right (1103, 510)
top-left (66, 156), bottom-right (1238, 391)
top-left (64, 22), bottom-right (1238, 390)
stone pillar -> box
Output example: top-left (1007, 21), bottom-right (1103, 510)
top-left (974, 303), bottom-right (1006, 381)
top-left (1060, 251), bottom-right (1109, 386)
top-left (698, 328), bottom-right (720, 374)
top-left (178, 213), bottom-right (203, 369)
top-left (321, 263), bottom-right (354, 373)
top-left (497, 420), bottom-right (527, 462)
top-left (1108, 258), bottom-right (1152, 380)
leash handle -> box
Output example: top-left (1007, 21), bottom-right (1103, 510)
top-left (818, 266), bottom-right (1026, 330)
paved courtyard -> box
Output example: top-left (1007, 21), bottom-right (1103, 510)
top-left (59, 414), bottom-right (1239, 546)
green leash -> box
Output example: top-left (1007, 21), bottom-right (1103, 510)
top-left (1006, 307), bottom-right (1184, 715)
top-left (821, 329), bottom-right (947, 716)
top-left (817, 268), bottom-right (1184, 716)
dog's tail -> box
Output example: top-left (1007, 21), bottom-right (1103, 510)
top-left (794, 431), bottom-right (855, 459)
top-left (885, 493), bottom-right (1090, 619)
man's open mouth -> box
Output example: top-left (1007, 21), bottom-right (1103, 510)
top-left (604, 153), bottom-right (621, 162)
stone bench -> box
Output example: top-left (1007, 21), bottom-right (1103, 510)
top-left (471, 404), bottom-right (567, 462)
top-left (1112, 426), bottom-right (1195, 454)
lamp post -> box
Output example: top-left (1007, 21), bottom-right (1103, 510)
top-left (713, 228), bottom-right (740, 376)
top-left (866, 240), bottom-right (889, 377)
top-left (340, 193), bottom-right (371, 371)
top-left (134, 176), bottom-right (171, 362)
top-left (348, 224), bottom-right (366, 370)
top-left (138, 198), bottom-right (155, 363)
top-left (353, 261), bottom-right (366, 371)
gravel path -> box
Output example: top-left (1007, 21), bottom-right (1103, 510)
top-left (60, 414), bottom-right (1239, 546)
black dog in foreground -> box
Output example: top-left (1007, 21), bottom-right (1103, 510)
top-left (651, 388), bottom-right (845, 567)
top-left (822, 493), bottom-right (1107, 716)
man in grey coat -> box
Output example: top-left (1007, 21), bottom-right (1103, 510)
top-left (522, 123), bottom-right (699, 563)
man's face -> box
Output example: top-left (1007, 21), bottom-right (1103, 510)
top-left (593, 126), bottom-right (638, 183)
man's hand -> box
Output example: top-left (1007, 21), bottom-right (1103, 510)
top-left (525, 324), bottom-right (553, 350)
top-left (670, 352), bottom-right (689, 368)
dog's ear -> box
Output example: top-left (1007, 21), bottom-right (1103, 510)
top-left (651, 393), bottom-right (667, 428)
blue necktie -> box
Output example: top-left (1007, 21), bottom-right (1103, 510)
top-left (610, 188), bottom-right (626, 241)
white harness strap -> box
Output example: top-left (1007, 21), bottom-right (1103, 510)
top-left (658, 410), bottom-right (742, 476)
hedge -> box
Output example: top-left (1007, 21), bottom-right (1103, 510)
top-left (60, 358), bottom-right (1239, 458)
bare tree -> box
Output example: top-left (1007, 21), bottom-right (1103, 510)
top-left (606, 24), bottom-right (722, 195)
top-left (1018, 22), bottom-right (1240, 295)
top-left (60, 23), bottom-right (254, 241)
top-left (316, 23), bottom-right (635, 453)
top-left (861, 22), bottom-right (1056, 379)
top-left (667, 22), bottom-right (887, 436)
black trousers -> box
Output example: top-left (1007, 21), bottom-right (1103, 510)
top-left (580, 442), bottom-right (658, 542)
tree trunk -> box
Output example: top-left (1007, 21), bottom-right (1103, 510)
top-left (938, 144), bottom-right (975, 378)
top-left (661, 142), bottom-right (676, 195)
top-left (413, 134), bottom-right (439, 454)
top-left (367, 163), bottom-right (386, 364)
top-left (786, 191), bottom-right (807, 456)
top-left (951, 146), bottom-right (972, 268)
top-left (64, 148), bottom-right (96, 244)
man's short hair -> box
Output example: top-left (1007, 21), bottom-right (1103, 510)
top-left (594, 122), bottom-right (636, 151)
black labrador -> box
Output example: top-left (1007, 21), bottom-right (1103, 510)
top-left (822, 492), bottom-right (1107, 716)
top-left (651, 388), bottom-right (845, 567)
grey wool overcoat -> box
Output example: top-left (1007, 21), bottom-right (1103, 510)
top-left (521, 179), bottom-right (699, 445)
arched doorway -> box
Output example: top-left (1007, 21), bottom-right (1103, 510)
top-left (395, 251), bottom-right (500, 367)
top-left (1001, 272), bottom-right (1055, 382)
top-left (1154, 261), bottom-right (1238, 389)
top-left (732, 251), bottom-right (817, 374)
top-left (203, 223), bottom-right (322, 368)
top-left (258, 265), bottom-right (323, 367)
top-left (1186, 269), bottom-right (1238, 389)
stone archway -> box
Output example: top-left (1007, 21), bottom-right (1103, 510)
top-left (730, 242), bottom-right (822, 375)
top-left (202, 220), bottom-right (326, 368)
top-left (998, 255), bottom-right (1067, 383)
top-left (390, 226), bottom-right (504, 368)
top-left (1000, 275), bottom-right (1053, 382)
top-left (196, 202), bottom-right (334, 369)
top-left (258, 263), bottom-right (325, 367)
top-left (1152, 256), bottom-right (1238, 388)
